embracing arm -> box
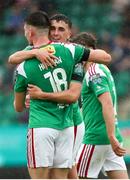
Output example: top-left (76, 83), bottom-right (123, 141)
top-left (9, 49), bottom-right (38, 64)
top-left (98, 92), bottom-right (126, 156)
top-left (14, 92), bottom-right (26, 112)
top-left (88, 49), bottom-right (111, 65)
top-left (27, 81), bottom-right (82, 104)
top-left (8, 49), bottom-right (57, 68)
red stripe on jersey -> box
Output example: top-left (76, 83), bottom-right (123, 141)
top-left (88, 65), bottom-right (92, 76)
top-left (90, 63), bottom-right (96, 75)
top-left (31, 128), bottom-right (36, 168)
top-left (93, 63), bottom-right (96, 74)
top-left (91, 64), bottom-right (94, 75)
top-left (85, 145), bottom-right (95, 177)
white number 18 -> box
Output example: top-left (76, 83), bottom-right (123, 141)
top-left (44, 68), bottom-right (68, 92)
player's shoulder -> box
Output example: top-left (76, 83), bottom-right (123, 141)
top-left (16, 61), bottom-right (26, 70)
top-left (85, 63), bottom-right (107, 83)
top-left (15, 61), bottom-right (27, 77)
top-left (51, 42), bottom-right (83, 58)
top-left (50, 41), bottom-right (82, 48)
top-left (88, 63), bottom-right (108, 77)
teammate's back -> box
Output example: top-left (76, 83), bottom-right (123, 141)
top-left (15, 42), bottom-right (86, 129)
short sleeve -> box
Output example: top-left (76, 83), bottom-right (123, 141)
top-left (71, 63), bottom-right (84, 82)
top-left (74, 44), bottom-right (90, 64)
top-left (14, 63), bottom-right (28, 92)
top-left (89, 73), bottom-right (109, 97)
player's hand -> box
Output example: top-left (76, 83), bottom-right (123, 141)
top-left (34, 49), bottom-right (57, 69)
top-left (109, 136), bottom-right (126, 156)
top-left (27, 84), bottom-right (44, 99)
top-left (25, 94), bottom-right (30, 108)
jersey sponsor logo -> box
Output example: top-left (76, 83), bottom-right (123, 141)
top-left (91, 73), bottom-right (102, 84)
top-left (40, 45), bottom-right (55, 54)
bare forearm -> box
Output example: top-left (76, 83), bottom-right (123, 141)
top-left (89, 49), bottom-right (111, 65)
top-left (38, 90), bottom-right (79, 104)
top-left (98, 92), bottom-right (115, 138)
top-left (8, 49), bottom-right (37, 64)
top-left (28, 82), bottom-right (81, 104)
top-left (102, 104), bottom-right (115, 138)
top-left (14, 92), bottom-right (26, 112)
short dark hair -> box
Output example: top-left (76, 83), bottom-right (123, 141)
top-left (25, 11), bottom-right (50, 28)
top-left (70, 32), bottom-right (97, 49)
top-left (50, 14), bottom-right (72, 29)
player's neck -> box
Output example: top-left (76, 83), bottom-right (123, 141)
top-left (33, 36), bottom-right (50, 48)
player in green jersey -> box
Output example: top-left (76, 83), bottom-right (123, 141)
top-left (14, 11), bottom-right (90, 179)
top-left (70, 32), bottom-right (129, 179)
top-left (36, 14), bottom-right (84, 179)
top-left (9, 13), bottom-right (111, 179)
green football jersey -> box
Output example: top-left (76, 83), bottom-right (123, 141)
top-left (73, 101), bottom-right (83, 126)
top-left (14, 42), bottom-right (90, 130)
top-left (82, 63), bottom-right (123, 144)
top-left (24, 44), bottom-right (84, 127)
top-left (71, 62), bottom-right (84, 126)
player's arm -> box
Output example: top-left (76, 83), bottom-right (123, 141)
top-left (14, 92), bottom-right (26, 112)
top-left (27, 62), bottom-right (83, 104)
top-left (28, 81), bottom-right (82, 104)
top-left (8, 49), bottom-right (57, 68)
top-left (98, 92), bottom-right (126, 156)
top-left (14, 62), bottom-right (28, 112)
top-left (88, 49), bottom-right (111, 65)
top-left (73, 44), bottom-right (111, 65)
top-left (80, 48), bottom-right (111, 65)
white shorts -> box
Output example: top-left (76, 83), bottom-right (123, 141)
top-left (77, 144), bottom-right (127, 178)
top-left (72, 122), bottom-right (85, 165)
top-left (27, 127), bottom-right (74, 168)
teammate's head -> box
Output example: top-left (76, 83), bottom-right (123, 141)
top-left (49, 14), bottom-right (72, 42)
top-left (24, 11), bottom-right (50, 44)
top-left (70, 32), bottom-right (97, 49)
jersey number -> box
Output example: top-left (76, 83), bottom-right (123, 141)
top-left (44, 68), bottom-right (67, 92)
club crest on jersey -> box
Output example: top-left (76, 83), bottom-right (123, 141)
top-left (74, 63), bottom-right (84, 76)
top-left (40, 45), bottom-right (55, 54)
top-left (91, 73), bottom-right (102, 84)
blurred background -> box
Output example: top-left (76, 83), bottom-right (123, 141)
top-left (0, 0), bottom-right (130, 178)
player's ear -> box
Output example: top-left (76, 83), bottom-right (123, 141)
top-left (30, 26), bottom-right (36, 37)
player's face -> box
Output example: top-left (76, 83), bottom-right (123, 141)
top-left (49, 20), bottom-right (71, 43)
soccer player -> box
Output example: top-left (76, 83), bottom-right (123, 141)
top-left (49, 14), bottom-right (84, 179)
top-left (13, 11), bottom-right (111, 179)
top-left (70, 32), bottom-right (129, 179)
top-left (9, 13), bottom-right (111, 179)
top-left (13, 11), bottom-right (85, 179)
